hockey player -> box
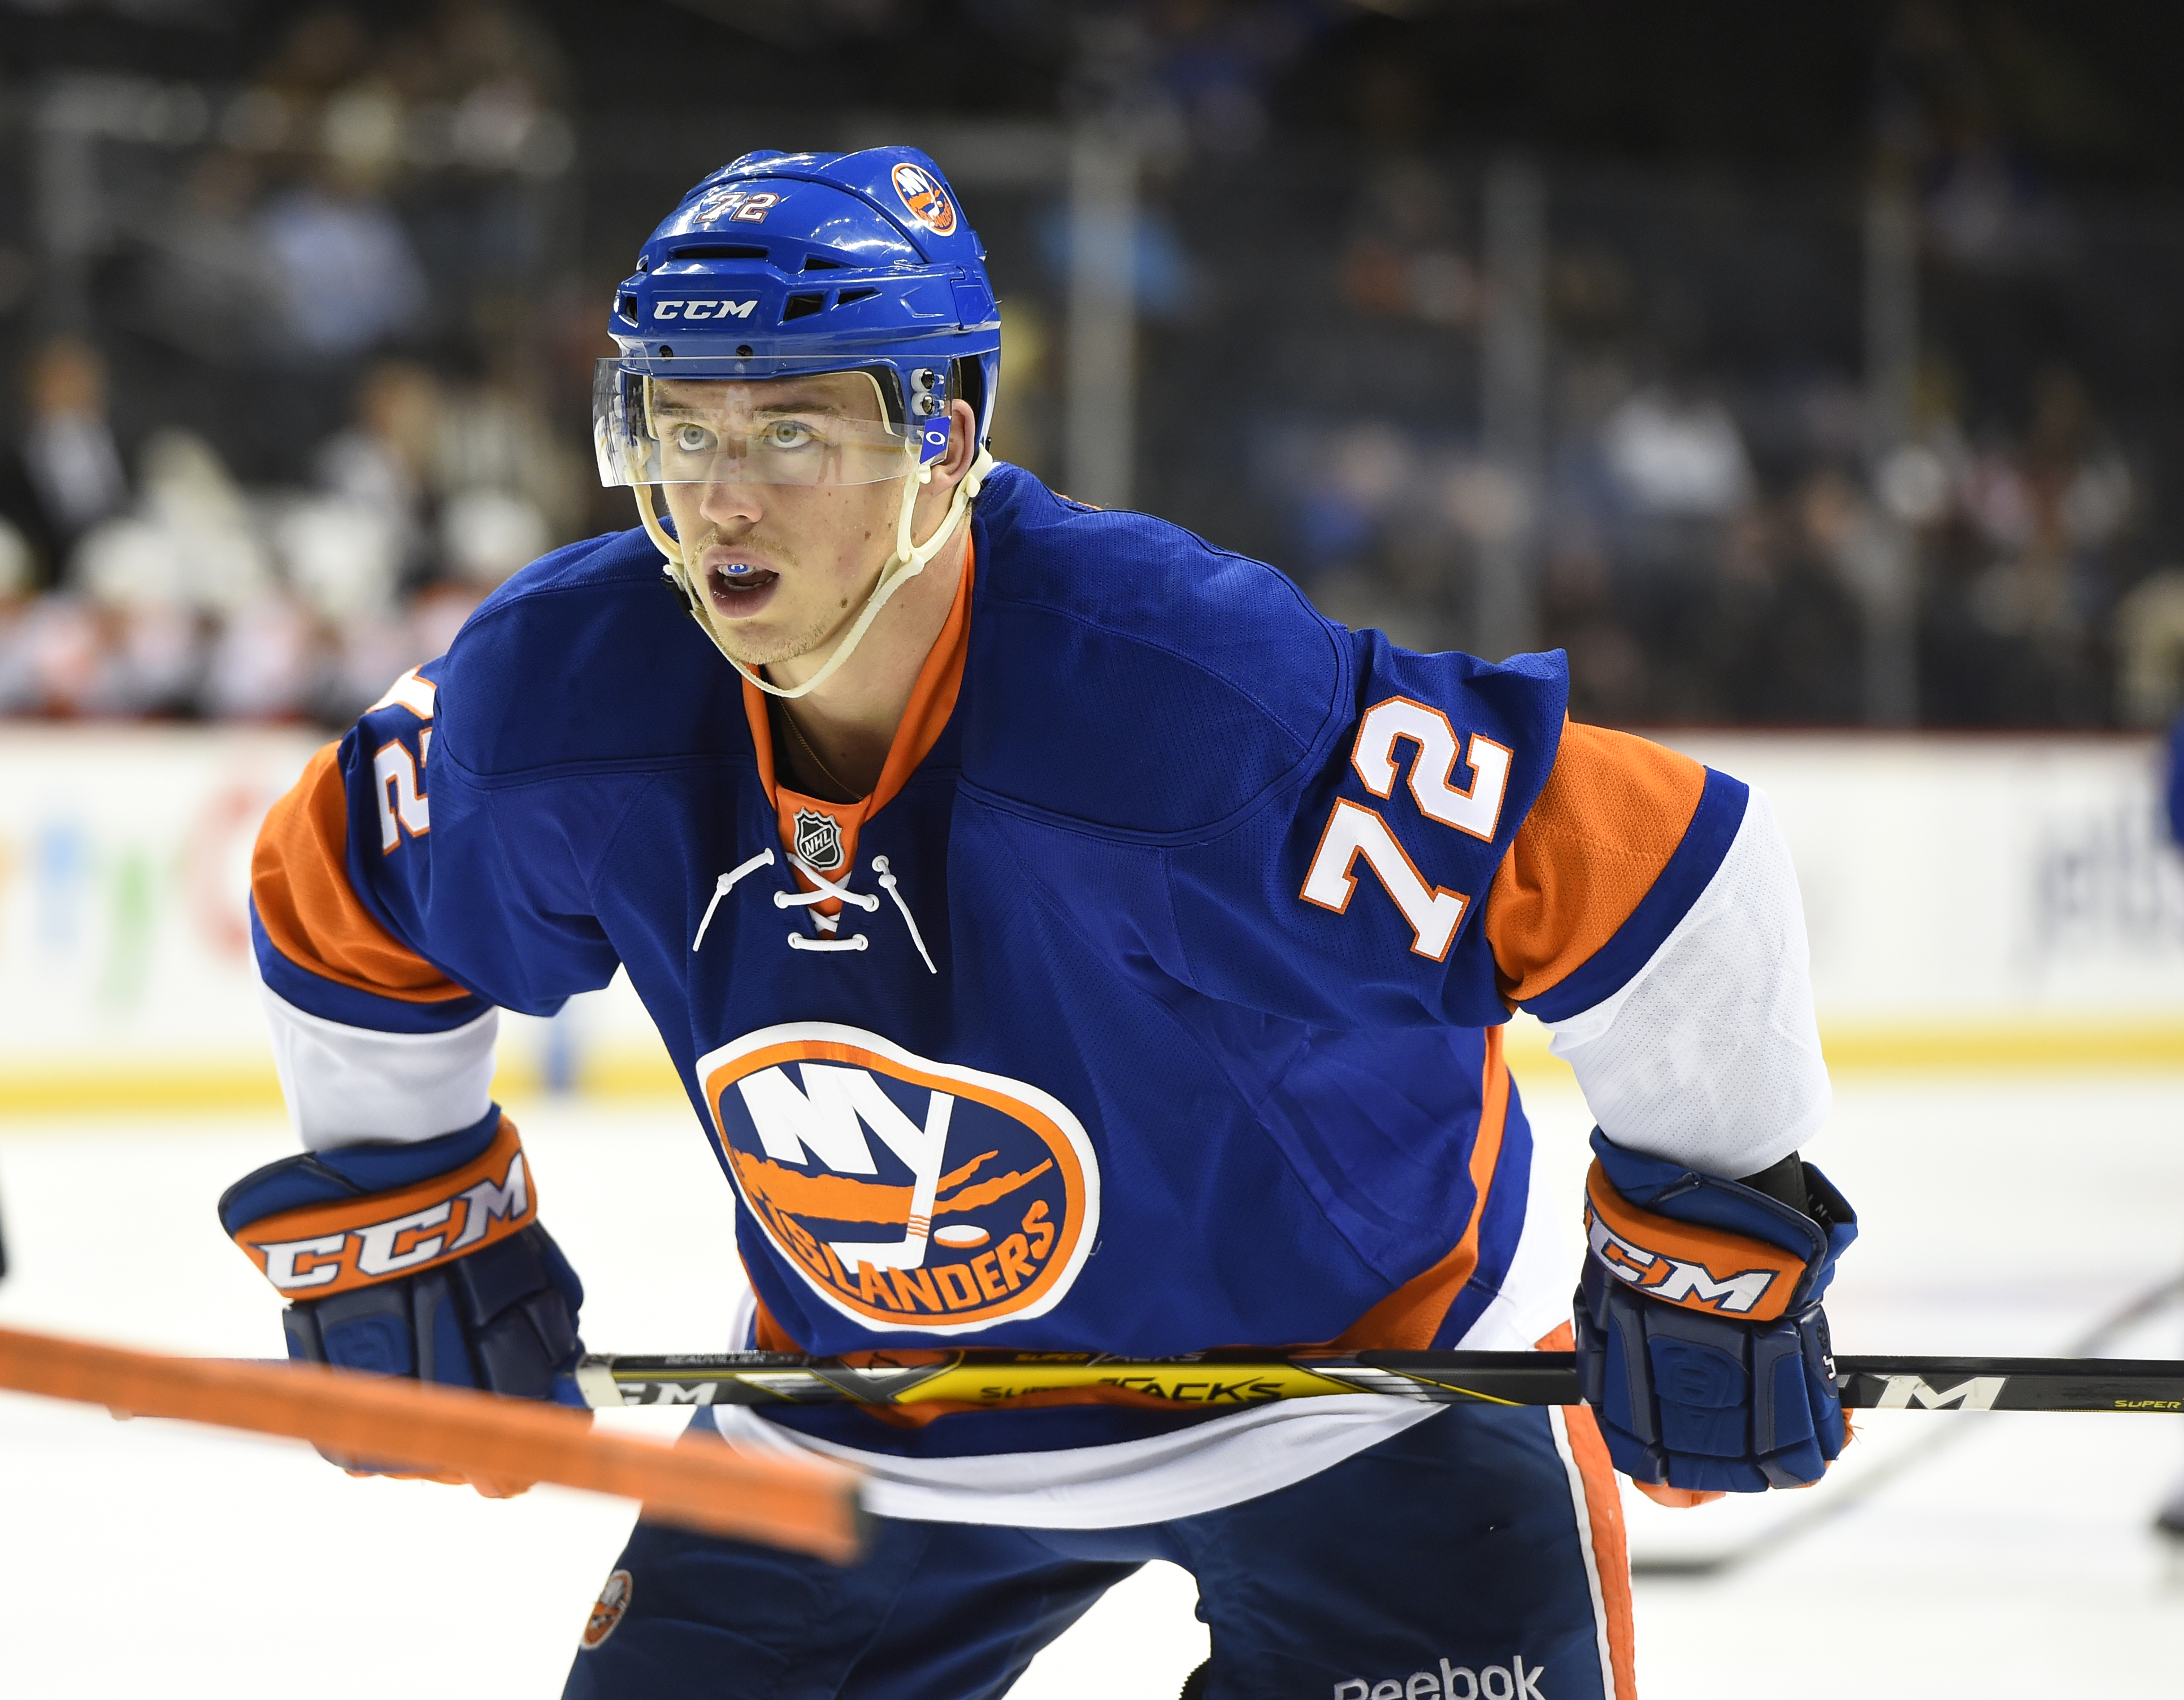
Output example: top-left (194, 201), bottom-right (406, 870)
top-left (219, 149), bottom-right (1856, 1700)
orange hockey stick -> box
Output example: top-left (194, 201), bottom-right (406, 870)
top-left (0, 1323), bottom-right (864, 1563)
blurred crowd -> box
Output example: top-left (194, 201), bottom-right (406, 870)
top-left (1215, 144), bottom-right (2174, 731)
top-left (3, 0), bottom-right (2182, 733)
top-left (1540, 356), bottom-right (2143, 728)
top-left (1272, 346), bottom-right (2147, 729)
top-left (0, 0), bottom-right (589, 725)
top-left (0, 337), bottom-right (578, 720)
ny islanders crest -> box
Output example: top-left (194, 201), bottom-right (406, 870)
top-left (697, 1024), bottom-right (1098, 1333)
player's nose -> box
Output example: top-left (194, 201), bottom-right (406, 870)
top-left (698, 476), bottom-right (765, 527)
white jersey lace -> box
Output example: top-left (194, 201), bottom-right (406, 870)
top-left (693, 845), bottom-right (936, 972)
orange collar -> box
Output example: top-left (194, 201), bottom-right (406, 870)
top-left (741, 539), bottom-right (975, 899)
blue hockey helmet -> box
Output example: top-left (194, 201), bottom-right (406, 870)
top-left (595, 145), bottom-right (1000, 486)
top-left (595, 146), bottom-right (1000, 699)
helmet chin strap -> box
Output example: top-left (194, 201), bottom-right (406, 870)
top-left (636, 444), bottom-right (992, 701)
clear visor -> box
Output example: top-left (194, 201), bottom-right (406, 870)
top-left (592, 362), bottom-right (917, 489)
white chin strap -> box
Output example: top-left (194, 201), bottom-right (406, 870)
top-left (639, 446), bottom-right (992, 701)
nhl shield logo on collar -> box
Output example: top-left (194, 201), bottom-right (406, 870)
top-left (793, 807), bottom-right (845, 873)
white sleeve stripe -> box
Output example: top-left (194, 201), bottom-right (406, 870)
top-left (1542, 785), bottom-right (1830, 1176)
top-left (259, 982), bottom-right (498, 1151)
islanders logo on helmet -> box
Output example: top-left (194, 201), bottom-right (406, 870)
top-left (697, 1023), bottom-right (1099, 1334)
top-left (891, 161), bottom-right (957, 236)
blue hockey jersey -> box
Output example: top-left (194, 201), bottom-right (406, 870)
top-left (249, 462), bottom-right (1827, 1508)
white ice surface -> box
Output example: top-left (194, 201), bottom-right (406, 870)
top-left (2, 1071), bottom-right (2181, 1698)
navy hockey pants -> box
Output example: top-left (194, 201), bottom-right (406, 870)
top-left (561, 1403), bottom-right (1635, 1700)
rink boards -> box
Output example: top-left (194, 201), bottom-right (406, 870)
top-left (0, 724), bottom-right (2176, 1110)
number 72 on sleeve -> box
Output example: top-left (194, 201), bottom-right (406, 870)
top-left (1298, 698), bottom-right (1512, 962)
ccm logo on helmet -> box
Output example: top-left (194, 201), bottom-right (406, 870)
top-left (654, 299), bottom-right (757, 321)
top-left (699, 1023), bottom-right (1099, 1335)
top-left (1586, 1207), bottom-right (1779, 1315)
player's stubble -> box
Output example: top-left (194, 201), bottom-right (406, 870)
top-left (680, 496), bottom-right (891, 676)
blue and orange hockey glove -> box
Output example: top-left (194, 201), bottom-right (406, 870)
top-left (219, 1107), bottom-right (586, 1494)
top-left (1574, 1127), bottom-right (1857, 1495)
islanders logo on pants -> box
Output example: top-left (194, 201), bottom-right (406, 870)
top-left (697, 1024), bottom-right (1100, 1333)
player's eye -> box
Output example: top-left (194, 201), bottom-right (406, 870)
top-left (761, 419), bottom-right (819, 450)
top-left (670, 423), bottom-right (715, 453)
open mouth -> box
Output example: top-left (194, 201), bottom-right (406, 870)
top-left (707, 562), bottom-right (780, 605)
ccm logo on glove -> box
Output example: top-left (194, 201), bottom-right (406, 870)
top-left (1582, 1163), bottom-right (1804, 1321)
top-left (232, 1119), bottom-right (537, 1295)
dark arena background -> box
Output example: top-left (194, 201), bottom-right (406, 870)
top-left (0, 4), bottom-right (2180, 1694)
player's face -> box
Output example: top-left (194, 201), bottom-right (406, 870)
top-left (655, 372), bottom-right (919, 672)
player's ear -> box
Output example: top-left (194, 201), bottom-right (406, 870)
top-left (930, 398), bottom-right (978, 490)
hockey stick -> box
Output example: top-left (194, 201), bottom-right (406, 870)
top-left (1628, 1267), bottom-right (2184, 1580)
top-left (0, 1323), bottom-right (865, 1562)
top-left (573, 1344), bottom-right (2184, 1414)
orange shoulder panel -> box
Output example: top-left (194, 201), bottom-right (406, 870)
top-left (253, 742), bottom-right (471, 1004)
top-left (1484, 721), bottom-right (1705, 1007)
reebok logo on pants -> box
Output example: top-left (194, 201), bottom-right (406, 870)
top-left (1334, 1656), bottom-right (1547, 1700)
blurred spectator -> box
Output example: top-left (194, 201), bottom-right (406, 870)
top-left (1764, 472), bottom-right (1886, 723)
top-left (1594, 384), bottom-right (1756, 720)
top-left (441, 488), bottom-right (549, 590)
top-left (1260, 416), bottom-right (1470, 655)
top-left (0, 520), bottom-right (38, 712)
top-left (68, 430), bottom-right (286, 716)
top-left (141, 151), bottom-right (283, 364)
top-left (302, 356), bottom-right (563, 719)
top-left (258, 177), bottom-right (429, 362)
top-left (299, 361), bottom-right (446, 720)
top-left (255, 4), bottom-right (373, 107)
top-left (1907, 363), bottom-right (2130, 727)
top-left (311, 359), bottom-right (439, 590)
top-left (436, 366), bottom-right (585, 541)
top-left (1141, 0), bottom-right (1322, 158)
top-left (201, 594), bottom-right (324, 721)
top-left (75, 430), bottom-right (275, 614)
top-left (989, 301), bottom-right (1058, 484)
top-left (12, 598), bottom-right (118, 718)
top-left (0, 340), bottom-right (130, 590)
top-left (1339, 159), bottom-right (1479, 329)
top-left (1599, 387), bottom-right (1754, 521)
top-left (277, 492), bottom-right (405, 626)
top-left (2114, 571), bottom-right (2184, 730)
